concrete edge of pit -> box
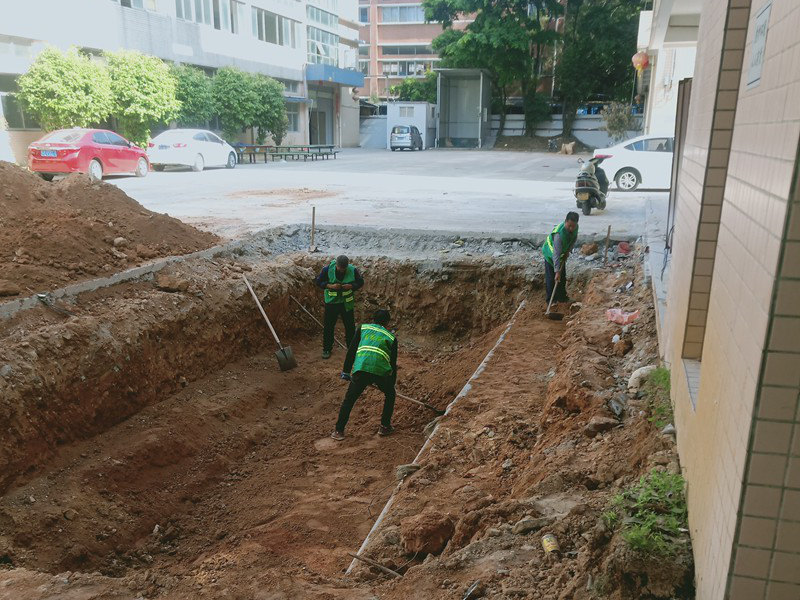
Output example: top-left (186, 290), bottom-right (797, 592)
top-left (345, 299), bottom-right (528, 575)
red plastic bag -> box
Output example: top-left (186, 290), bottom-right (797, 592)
top-left (606, 308), bottom-right (640, 325)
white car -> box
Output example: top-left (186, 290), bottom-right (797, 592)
top-left (147, 129), bottom-right (237, 172)
top-left (593, 134), bottom-right (675, 191)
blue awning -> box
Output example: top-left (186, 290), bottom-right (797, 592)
top-left (285, 95), bottom-right (313, 104)
top-left (305, 63), bottom-right (364, 87)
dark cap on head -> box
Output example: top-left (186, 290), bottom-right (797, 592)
top-left (373, 309), bottom-right (391, 326)
top-left (336, 255), bottom-right (350, 267)
top-left (566, 211), bottom-right (580, 223)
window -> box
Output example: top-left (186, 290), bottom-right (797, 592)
top-left (287, 104), bottom-right (299, 132)
top-left (192, 132), bottom-right (208, 141)
top-left (399, 106), bottom-right (414, 118)
top-left (92, 132), bottom-right (112, 144)
top-left (307, 5), bottom-right (338, 29)
top-left (392, 126), bottom-right (410, 134)
top-left (359, 45), bottom-right (369, 56)
top-left (106, 132), bottom-right (130, 146)
top-left (194, 0), bottom-right (212, 24)
top-left (253, 7), bottom-right (299, 48)
top-left (230, 0), bottom-right (246, 33)
top-left (359, 59), bottom-right (369, 75)
top-left (380, 5), bottom-right (425, 23)
top-left (278, 79), bottom-right (301, 94)
top-left (359, 6), bottom-right (369, 22)
top-left (213, 0), bottom-right (231, 31)
top-left (381, 44), bottom-right (433, 56)
top-left (307, 26), bottom-right (339, 65)
top-left (44, 130), bottom-right (84, 143)
top-left (308, 0), bottom-right (337, 13)
top-left (381, 60), bottom-right (433, 77)
top-left (175, 0), bottom-right (192, 19)
top-left (207, 132), bottom-right (224, 143)
top-left (115, 0), bottom-right (156, 9)
top-left (643, 137), bottom-right (673, 152)
top-left (625, 140), bottom-right (644, 151)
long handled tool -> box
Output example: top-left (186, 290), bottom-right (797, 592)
top-left (289, 295), bottom-right (444, 415)
top-left (244, 275), bottom-right (297, 371)
top-left (545, 277), bottom-right (564, 321)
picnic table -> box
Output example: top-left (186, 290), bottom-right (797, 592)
top-left (236, 144), bottom-right (339, 163)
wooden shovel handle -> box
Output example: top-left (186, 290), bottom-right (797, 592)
top-left (243, 275), bottom-right (284, 349)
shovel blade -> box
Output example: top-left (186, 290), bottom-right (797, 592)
top-left (547, 312), bottom-right (565, 321)
top-left (275, 347), bottom-right (298, 371)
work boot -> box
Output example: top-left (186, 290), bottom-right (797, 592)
top-left (330, 430), bottom-right (345, 441)
top-left (322, 350), bottom-right (331, 359)
top-left (378, 425), bottom-right (394, 437)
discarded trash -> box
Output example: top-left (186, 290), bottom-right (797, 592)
top-left (541, 533), bottom-right (560, 554)
top-left (628, 365), bottom-right (657, 391)
top-left (617, 241), bottom-right (631, 255)
top-left (463, 580), bottom-right (485, 599)
top-left (661, 424), bottom-right (676, 435)
top-left (612, 334), bottom-right (621, 344)
top-left (606, 308), bottom-right (640, 325)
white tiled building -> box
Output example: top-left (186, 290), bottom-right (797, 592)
top-left (0, 0), bottom-right (364, 162)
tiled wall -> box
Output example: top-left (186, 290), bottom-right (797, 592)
top-left (665, 0), bottom-right (800, 598)
top-left (726, 1), bottom-right (800, 594)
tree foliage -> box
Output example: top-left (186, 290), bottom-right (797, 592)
top-left (212, 67), bottom-right (259, 141)
top-left (17, 47), bottom-right (114, 131)
top-left (105, 50), bottom-right (180, 146)
top-left (556, 0), bottom-right (639, 137)
top-left (601, 100), bottom-right (638, 141)
top-left (252, 75), bottom-right (287, 144)
top-left (173, 64), bottom-right (215, 127)
top-left (424, 0), bottom-right (561, 135)
top-left (390, 71), bottom-right (437, 103)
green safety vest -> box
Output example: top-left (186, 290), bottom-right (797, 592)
top-left (352, 324), bottom-right (395, 376)
top-left (324, 260), bottom-right (356, 310)
top-left (542, 222), bottom-right (578, 266)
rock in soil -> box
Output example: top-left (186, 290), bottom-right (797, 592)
top-left (401, 510), bottom-right (455, 554)
top-left (155, 273), bottom-right (190, 293)
top-left (584, 416), bottom-right (619, 437)
top-left (628, 365), bottom-right (657, 391)
top-left (396, 463), bottom-right (421, 481)
top-left (0, 280), bottom-right (22, 296)
top-left (614, 339), bottom-right (634, 356)
top-left (581, 242), bottom-right (599, 255)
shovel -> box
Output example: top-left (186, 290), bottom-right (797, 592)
top-left (545, 279), bottom-right (564, 321)
top-left (289, 295), bottom-right (444, 415)
top-left (243, 275), bottom-right (297, 371)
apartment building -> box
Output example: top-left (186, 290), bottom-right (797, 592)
top-left (356, 0), bottom-right (469, 99)
top-left (0, 0), bottom-right (364, 162)
top-left (659, 0), bottom-right (800, 598)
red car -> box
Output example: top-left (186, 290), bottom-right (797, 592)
top-left (28, 128), bottom-right (149, 181)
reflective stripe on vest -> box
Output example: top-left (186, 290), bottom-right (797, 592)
top-left (324, 260), bottom-right (356, 308)
top-left (352, 323), bottom-right (394, 376)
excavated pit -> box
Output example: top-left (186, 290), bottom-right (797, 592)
top-left (0, 254), bottom-right (548, 594)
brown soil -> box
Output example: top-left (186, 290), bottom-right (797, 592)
top-left (494, 135), bottom-right (594, 154)
top-left (0, 253), bottom-right (691, 599)
top-left (0, 162), bottom-right (218, 294)
top-left (226, 188), bottom-right (337, 202)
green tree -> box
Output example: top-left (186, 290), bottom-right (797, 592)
top-left (212, 67), bottom-right (259, 141)
top-left (252, 75), bottom-right (287, 144)
top-left (556, 0), bottom-right (639, 137)
top-left (601, 100), bottom-right (638, 141)
top-left (17, 47), bottom-right (113, 131)
top-left (390, 71), bottom-right (437, 103)
top-left (173, 64), bottom-right (215, 127)
top-left (271, 111), bottom-right (290, 145)
top-left (105, 50), bottom-right (180, 147)
top-left (425, 0), bottom-right (561, 135)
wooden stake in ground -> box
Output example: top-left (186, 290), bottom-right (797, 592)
top-left (603, 225), bottom-right (611, 266)
top-left (347, 552), bottom-right (402, 578)
top-left (309, 206), bottom-right (317, 252)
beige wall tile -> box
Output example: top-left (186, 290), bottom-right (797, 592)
top-left (769, 318), bottom-right (800, 352)
top-left (771, 551), bottom-right (800, 584)
top-left (754, 421), bottom-right (795, 454)
top-left (766, 581), bottom-right (800, 600)
top-left (739, 516), bottom-right (778, 548)
top-left (758, 386), bottom-right (799, 421)
top-left (749, 453), bottom-right (789, 486)
top-left (744, 484), bottom-right (783, 518)
top-left (735, 546), bottom-right (773, 578)
top-left (781, 489), bottom-right (800, 521)
top-left (730, 575), bottom-right (766, 599)
top-left (763, 352), bottom-right (800, 387)
top-left (793, 425), bottom-right (800, 457)
top-left (788, 457), bottom-right (800, 488)
top-left (782, 242), bottom-right (800, 278)
top-left (775, 519), bottom-right (800, 552)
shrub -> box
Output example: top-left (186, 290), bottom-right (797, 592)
top-left (252, 75), bottom-right (287, 144)
top-left (212, 67), bottom-right (259, 141)
top-left (105, 50), bottom-right (180, 147)
top-left (173, 64), bottom-right (215, 127)
top-left (643, 367), bottom-right (672, 428)
top-left (17, 47), bottom-right (114, 131)
top-left (601, 101), bottom-right (638, 142)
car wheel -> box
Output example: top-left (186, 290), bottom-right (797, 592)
top-left (39, 173), bottom-right (54, 182)
top-left (135, 157), bottom-right (148, 178)
top-left (226, 152), bottom-right (236, 169)
top-left (89, 159), bottom-right (103, 182)
top-left (192, 154), bottom-right (204, 172)
top-left (153, 164), bottom-right (165, 172)
top-left (615, 168), bottom-right (640, 191)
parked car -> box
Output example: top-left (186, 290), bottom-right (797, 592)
top-left (390, 125), bottom-right (423, 151)
top-left (147, 129), bottom-right (237, 172)
top-left (28, 128), bottom-right (149, 181)
top-left (593, 134), bottom-right (675, 191)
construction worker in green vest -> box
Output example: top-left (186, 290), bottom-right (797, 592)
top-left (542, 212), bottom-right (579, 305)
top-left (331, 309), bottom-right (398, 441)
top-left (315, 255), bottom-right (364, 359)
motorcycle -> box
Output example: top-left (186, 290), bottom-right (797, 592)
top-left (574, 157), bottom-right (609, 216)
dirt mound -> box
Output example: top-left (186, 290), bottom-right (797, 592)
top-left (0, 161), bottom-right (218, 294)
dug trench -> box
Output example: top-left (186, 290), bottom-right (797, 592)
top-left (0, 254), bottom-right (545, 598)
top-left (0, 251), bottom-right (692, 599)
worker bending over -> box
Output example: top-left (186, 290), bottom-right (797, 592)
top-left (542, 211), bottom-right (579, 305)
top-left (314, 255), bottom-right (364, 359)
top-left (331, 309), bottom-right (397, 441)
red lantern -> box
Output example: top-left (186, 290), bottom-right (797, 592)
top-left (632, 51), bottom-right (650, 74)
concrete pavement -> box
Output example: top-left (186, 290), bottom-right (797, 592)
top-left (110, 148), bottom-right (668, 240)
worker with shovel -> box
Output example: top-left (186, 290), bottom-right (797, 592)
top-left (331, 309), bottom-right (397, 441)
top-left (315, 255), bottom-right (364, 359)
top-left (542, 212), bottom-right (579, 308)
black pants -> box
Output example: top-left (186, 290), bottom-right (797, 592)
top-left (544, 260), bottom-right (569, 303)
top-left (335, 371), bottom-right (396, 433)
top-left (323, 302), bottom-right (355, 352)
